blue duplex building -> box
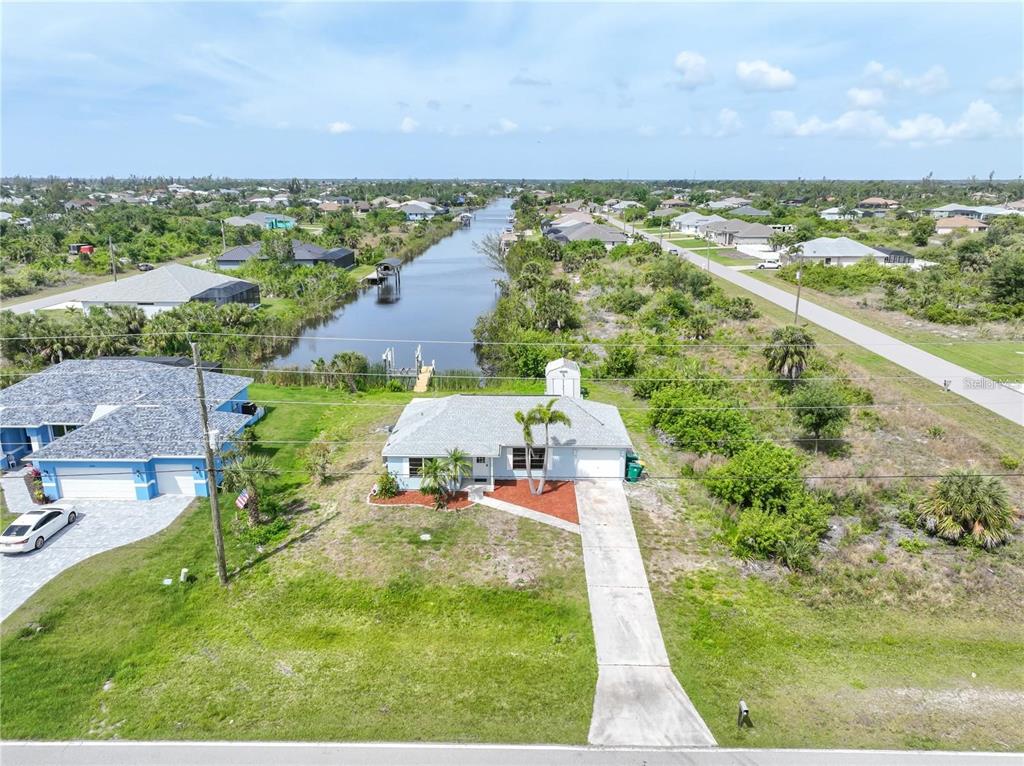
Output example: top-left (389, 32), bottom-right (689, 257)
top-left (1, 359), bottom-right (259, 500)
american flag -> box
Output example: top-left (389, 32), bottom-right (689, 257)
top-left (235, 488), bottom-right (250, 509)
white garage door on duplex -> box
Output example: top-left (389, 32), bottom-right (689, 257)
top-left (155, 463), bottom-right (198, 496)
top-left (575, 449), bottom-right (623, 480)
top-left (56, 465), bottom-right (136, 499)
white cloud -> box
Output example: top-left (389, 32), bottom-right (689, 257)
top-left (864, 61), bottom-right (948, 95)
top-left (847, 87), bottom-right (884, 108)
top-left (769, 100), bottom-right (1013, 145)
top-left (714, 108), bottom-right (742, 137)
top-left (489, 117), bottom-right (519, 135)
top-left (673, 51), bottom-right (712, 89)
top-left (326, 120), bottom-right (353, 134)
top-left (173, 113), bottom-right (209, 127)
top-left (399, 116), bottom-right (419, 134)
top-left (988, 71), bottom-right (1023, 92)
top-left (736, 60), bottom-right (795, 91)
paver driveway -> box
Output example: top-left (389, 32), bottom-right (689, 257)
top-left (575, 479), bottom-right (716, 747)
top-left (1, 473), bottom-right (191, 621)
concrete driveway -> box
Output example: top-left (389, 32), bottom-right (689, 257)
top-left (575, 479), bottom-right (716, 747)
top-left (1, 472), bottom-right (191, 621)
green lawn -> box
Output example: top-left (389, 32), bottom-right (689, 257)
top-left (658, 569), bottom-right (1024, 750)
top-left (0, 386), bottom-right (596, 743)
top-left (746, 271), bottom-right (1024, 380)
top-left (666, 237), bottom-right (710, 249)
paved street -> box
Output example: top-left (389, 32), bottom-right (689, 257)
top-left (610, 218), bottom-right (1024, 426)
top-left (3, 742), bottom-right (1021, 766)
top-left (0, 472), bottom-right (191, 620)
top-left (576, 479), bottom-right (715, 747)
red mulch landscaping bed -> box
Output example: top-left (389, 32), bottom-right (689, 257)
top-left (369, 490), bottom-right (474, 510)
top-left (485, 480), bottom-right (579, 524)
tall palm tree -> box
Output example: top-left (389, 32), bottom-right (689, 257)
top-left (526, 399), bottom-right (572, 494)
top-left (444, 448), bottom-right (471, 491)
top-left (763, 325), bottom-right (815, 383)
top-left (514, 409), bottom-right (538, 495)
top-left (918, 469), bottom-right (1015, 549)
top-left (221, 453), bottom-right (280, 528)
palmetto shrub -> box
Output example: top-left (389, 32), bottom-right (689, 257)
top-left (918, 469), bottom-right (1016, 550)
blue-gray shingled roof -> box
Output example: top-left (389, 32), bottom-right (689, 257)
top-left (0, 359), bottom-right (252, 428)
top-left (382, 395), bottom-right (633, 458)
top-left (29, 404), bottom-right (250, 461)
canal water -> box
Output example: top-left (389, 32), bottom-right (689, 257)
top-left (274, 197), bottom-right (512, 371)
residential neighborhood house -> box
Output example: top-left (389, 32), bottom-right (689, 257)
top-left (0, 359), bottom-right (260, 498)
top-left (381, 360), bottom-right (633, 489)
top-left (216, 240), bottom-right (356, 270)
top-left (223, 212), bottom-right (296, 230)
top-left (31, 264), bottom-right (259, 316)
top-left (935, 215), bottom-right (989, 235)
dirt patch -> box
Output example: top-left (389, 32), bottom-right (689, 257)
top-left (485, 480), bottom-right (578, 524)
top-left (369, 490), bottom-right (473, 510)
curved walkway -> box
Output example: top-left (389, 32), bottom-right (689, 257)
top-left (609, 217), bottom-right (1024, 426)
top-left (576, 479), bottom-right (715, 747)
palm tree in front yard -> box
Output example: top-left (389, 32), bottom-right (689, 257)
top-left (221, 453), bottom-right (280, 527)
top-left (444, 448), bottom-right (471, 492)
top-left (514, 409), bottom-right (538, 495)
top-left (527, 399), bottom-right (572, 494)
top-left (419, 458), bottom-right (451, 509)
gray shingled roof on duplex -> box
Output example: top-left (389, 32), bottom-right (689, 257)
top-left (72, 264), bottom-right (255, 304)
top-left (382, 395), bottom-right (633, 458)
top-left (0, 359), bottom-right (252, 428)
top-left (28, 404), bottom-right (250, 461)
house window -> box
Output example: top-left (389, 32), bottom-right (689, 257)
top-left (475, 457), bottom-right (486, 464)
top-left (50, 424), bottom-right (79, 438)
top-left (511, 448), bottom-right (545, 470)
top-left (408, 458), bottom-right (423, 476)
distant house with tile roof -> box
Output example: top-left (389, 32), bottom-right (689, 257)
top-left (935, 215), bottom-right (988, 235)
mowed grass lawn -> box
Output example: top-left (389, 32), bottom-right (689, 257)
top-left (658, 568), bottom-right (1024, 750)
top-left (0, 386), bottom-right (596, 743)
top-left (666, 237), bottom-right (711, 249)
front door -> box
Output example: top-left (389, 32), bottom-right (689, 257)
top-left (472, 457), bottom-right (489, 483)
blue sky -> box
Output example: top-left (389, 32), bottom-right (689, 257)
top-left (2, 1), bottom-right (1022, 179)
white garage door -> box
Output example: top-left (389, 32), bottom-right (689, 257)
top-left (57, 465), bottom-right (136, 499)
top-left (156, 463), bottom-right (198, 496)
top-left (575, 449), bottom-right (622, 480)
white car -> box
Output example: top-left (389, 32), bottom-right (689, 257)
top-left (0, 505), bottom-right (77, 553)
top-left (756, 260), bottom-right (781, 269)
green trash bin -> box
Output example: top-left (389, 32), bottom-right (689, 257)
top-left (626, 461), bottom-right (643, 482)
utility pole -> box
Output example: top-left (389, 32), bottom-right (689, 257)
top-left (192, 341), bottom-right (228, 586)
top-left (109, 236), bottom-right (117, 282)
top-left (792, 256), bottom-right (804, 324)
top-left (220, 220), bottom-right (226, 253)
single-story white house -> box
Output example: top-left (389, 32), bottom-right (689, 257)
top-left (45, 264), bottom-right (259, 317)
top-left (671, 212), bottom-right (725, 234)
top-left (699, 219), bottom-right (774, 246)
top-left (381, 360), bottom-right (633, 489)
top-left (796, 236), bottom-right (884, 266)
top-left (707, 196), bottom-right (751, 210)
top-left (818, 207), bottom-right (863, 221)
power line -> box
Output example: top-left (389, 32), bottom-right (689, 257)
top-left (3, 327), bottom-right (1022, 350)
top-left (7, 396), bottom-right (1008, 412)
top-left (28, 465), bottom-right (1024, 481)
top-left (3, 365), bottom-right (1020, 384)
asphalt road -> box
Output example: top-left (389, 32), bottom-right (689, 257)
top-left (3, 742), bottom-right (1023, 766)
top-left (610, 218), bottom-right (1023, 426)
